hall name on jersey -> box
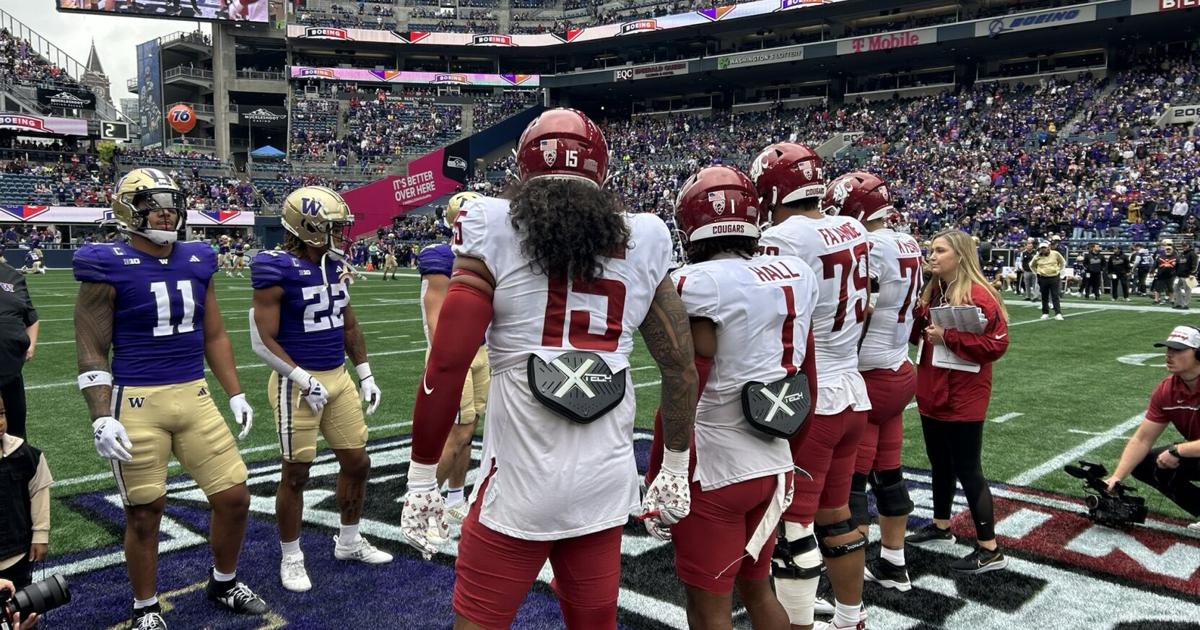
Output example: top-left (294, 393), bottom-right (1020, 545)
top-left (750, 260), bottom-right (807, 283)
top-left (817, 222), bottom-right (863, 247)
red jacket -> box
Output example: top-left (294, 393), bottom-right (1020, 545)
top-left (911, 283), bottom-right (1009, 421)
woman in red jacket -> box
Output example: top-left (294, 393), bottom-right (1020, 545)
top-left (905, 229), bottom-right (1010, 574)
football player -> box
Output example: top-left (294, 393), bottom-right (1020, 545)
top-left (754, 144), bottom-right (871, 630)
top-left (824, 173), bottom-right (922, 592)
top-left (232, 239), bottom-right (247, 278)
top-left (647, 165), bottom-right (820, 628)
top-left (418, 191), bottom-right (488, 525)
top-left (218, 235), bottom-right (233, 277)
top-left (400, 108), bottom-right (698, 629)
top-left (248, 186), bottom-right (392, 593)
top-left (20, 246), bottom-right (45, 275)
top-left (73, 168), bottom-right (267, 630)
top-left (381, 244), bottom-right (399, 281)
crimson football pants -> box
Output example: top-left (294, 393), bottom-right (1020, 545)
top-left (786, 406), bottom-right (868, 524)
top-left (453, 471), bottom-right (623, 630)
top-left (856, 363), bottom-right (916, 475)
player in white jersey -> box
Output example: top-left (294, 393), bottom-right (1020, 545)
top-left (824, 173), bottom-right (922, 593)
top-left (400, 108), bottom-right (698, 630)
top-left (648, 165), bottom-right (820, 627)
top-left (754, 143), bottom-right (871, 630)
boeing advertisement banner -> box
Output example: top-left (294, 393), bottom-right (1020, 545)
top-left (0, 113), bottom-right (88, 136)
top-left (289, 67), bottom-right (540, 87)
top-left (136, 38), bottom-right (163, 148)
top-left (342, 144), bottom-right (469, 238)
top-left (56, 0), bottom-right (268, 24)
top-left (289, 0), bottom-right (840, 47)
top-left (976, 4), bottom-right (1097, 37)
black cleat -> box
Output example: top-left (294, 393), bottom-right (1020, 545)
top-left (206, 569), bottom-right (269, 615)
top-left (131, 604), bottom-right (167, 630)
top-left (950, 545), bottom-right (1009, 574)
top-left (865, 556), bottom-right (912, 592)
top-left (905, 523), bottom-right (956, 547)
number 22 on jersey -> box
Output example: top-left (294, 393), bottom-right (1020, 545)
top-left (302, 283), bottom-right (349, 332)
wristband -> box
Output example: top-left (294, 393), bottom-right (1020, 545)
top-left (408, 460), bottom-right (438, 492)
top-left (1169, 444), bottom-right (1182, 459)
top-left (662, 448), bottom-right (690, 475)
top-left (355, 362), bottom-right (373, 382)
top-left (287, 366), bottom-right (313, 388)
top-left (78, 370), bottom-right (113, 390)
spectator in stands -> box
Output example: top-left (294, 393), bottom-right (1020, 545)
top-left (1106, 245), bottom-right (1132, 302)
top-left (1174, 242), bottom-right (1197, 311)
top-left (1031, 240), bottom-right (1066, 321)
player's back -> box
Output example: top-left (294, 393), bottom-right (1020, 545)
top-left (761, 214), bottom-right (870, 414)
top-left (452, 196), bottom-right (673, 539)
top-left (73, 241), bottom-right (216, 386)
top-left (859, 229), bottom-right (923, 371)
top-left (671, 254), bottom-right (819, 490)
top-left (250, 250), bottom-right (347, 371)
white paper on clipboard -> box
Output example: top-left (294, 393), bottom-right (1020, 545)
top-left (932, 344), bottom-right (981, 373)
top-left (930, 306), bottom-right (987, 334)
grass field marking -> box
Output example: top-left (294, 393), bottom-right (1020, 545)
top-left (36, 318), bottom-right (427, 346)
top-left (991, 412), bottom-right (1025, 423)
top-left (905, 401), bottom-right (917, 410)
top-left (1009, 308), bottom-right (1104, 326)
top-left (634, 380), bottom-right (661, 389)
top-left (1007, 413), bottom-right (1145, 486)
top-left (1007, 300), bottom-right (1192, 315)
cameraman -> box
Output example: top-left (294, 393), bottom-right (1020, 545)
top-left (1104, 325), bottom-right (1200, 527)
top-left (0, 578), bottom-right (37, 628)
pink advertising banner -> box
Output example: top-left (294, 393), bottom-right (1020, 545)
top-left (290, 66), bottom-right (539, 87)
top-left (343, 148), bottom-right (462, 238)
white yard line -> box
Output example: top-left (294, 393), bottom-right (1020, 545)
top-left (991, 412), bottom-right (1025, 424)
top-left (1007, 413), bottom-right (1145, 486)
top-left (1009, 309), bottom-right (1103, 326)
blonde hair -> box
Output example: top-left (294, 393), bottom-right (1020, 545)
top-left (920, 229), bottom-right (1009, 322)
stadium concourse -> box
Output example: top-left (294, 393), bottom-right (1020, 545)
top-left (2, 0), bottom-right (1200, 627)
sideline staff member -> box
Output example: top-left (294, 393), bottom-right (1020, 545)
top-left (0, 256), bottom-right (38, 438)
top-left (1030, 240), bottom-right (1065, 321)
top-left (1105, 325), bottom-right (1200, 527)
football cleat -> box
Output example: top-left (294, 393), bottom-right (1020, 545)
top-left (280, 553), bottom-right (312, 592)
top-left (333, 535), bottom-right (394, 564)
top-left (864, 557), bottom-right (912, 592)
top-left (132, 608), bottom-right (167, 630)
top-left (206, 574), bottom-right (268, 615)
top-left (813, 620), bottom-right (865, 630)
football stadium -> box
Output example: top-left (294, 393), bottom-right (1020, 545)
top-left (0, 0), bottom-right (1198, 628)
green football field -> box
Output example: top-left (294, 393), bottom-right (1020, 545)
top-left (18, 268), bottom-right (1199, 561)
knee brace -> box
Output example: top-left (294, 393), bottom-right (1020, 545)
top-left (849, 489), bottom-right (870, 527)
top-left (773, 522), bottom-right (822, 626)
top-left (815, 518), bottom-right (867, 558)
top-left (870, 469), bottom-right (914, 517)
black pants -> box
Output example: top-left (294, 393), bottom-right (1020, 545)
top-left (1038, 275), bottom-right (1062, 315)
top-left (1111, 274), bottom-right (1130, 300)
top-left (0, 372), bottom-right (26, 438)
top-left (1131, 446), bottom-right (1200, 517)
top-left (1136, 269), bottom-right (1150, 293)
top-left (920, 416), bottom-right (996, 540)
top-left (1083, 272), bottom-right (1103, 298)
top-left (0, 554), bottom-right (31, 590)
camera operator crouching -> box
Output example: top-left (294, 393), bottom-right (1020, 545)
top-left (1104, 325), bottom-right (1200, 529)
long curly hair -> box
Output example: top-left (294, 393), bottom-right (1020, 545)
top-left (508, 178), bottom-right (630, 281)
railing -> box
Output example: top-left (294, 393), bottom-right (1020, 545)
top-left (237, 70), bottom-right (285, 81)
top-left (0, 9), bottom-right (85, 84)
top-left (163, 66), bottom-right (214, 81)
top-left (159, 30), bottom-right (212, 49)
top-left (169, 102), bottom-right (215, 115)
top-left (168, 137), bottom-right (217, 148)
top-left (126, 78), bottom-right (138, 92)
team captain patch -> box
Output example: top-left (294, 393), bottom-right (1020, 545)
top-left (741, 372), bottom-right (811, 438)
top-left (527, 351), bottom-right (628, 424)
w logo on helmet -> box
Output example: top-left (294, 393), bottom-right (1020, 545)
top-left (300, 198), bottom-right (324, 216)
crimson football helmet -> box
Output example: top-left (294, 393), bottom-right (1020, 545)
top-left (514, 108), bottom-right (608, 188)
top-left (822, 171), bottom-right (895, 224)
top-left (674, 166), bottom-right (762, 246)
top-left (749, 142), bottom-right (825, 209)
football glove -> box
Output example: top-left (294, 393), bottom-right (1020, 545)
top-left (289, 367), bottom-right (328, 416)
top-left (356, 363), bottom-right (381, 415)
top-left (639, 447), bottom-right (691, 541)
top-left (92, 416), bottom-right (133, 462)
top-left (229, 393), bottom-right (254, 441)
top-left (401, 461), bottom-right (449, 559)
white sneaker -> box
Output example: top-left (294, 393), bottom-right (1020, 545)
top-left (1188, 521), bottom-right (1199, 530)
top-left (1054, 314), bottom-right (1064, 321)
top-left (333, 535), bottom-right (394, 564)
top-left (280, 553), bottom-right (312, 592)
top-left (446, 503), bottom-right (469, 525)
top-left (1040, 314), bottom-right (1050, 320)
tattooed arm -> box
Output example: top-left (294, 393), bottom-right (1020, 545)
top-left (75, 282), bottom-right (115, 421)
top-left (638, 275), bottom-right (698, 452)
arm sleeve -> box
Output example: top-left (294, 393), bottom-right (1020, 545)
top-left (250, 252), bottom-right (287, 289)
top-left (411, 282), bottom-right (494, 465)
top-left (15, 275), bottom-right (36, 326)
top-left (29, 453), bottom-right (52, 545)
top-left (1145, 381), bottom-right (1170, 424)
top-left (72, 245), bottom-right (108, 283)
top-left (942, 290), bottom-right (1009, 364)
top-left (248, 307), bottom-right (297, 377)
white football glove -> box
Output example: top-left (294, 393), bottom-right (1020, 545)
top-left (356, 363), bottom-right (381, 415)
top-left (401, 462), bottom-right (449, 559)
top-left (289, 367), bottom-right (328, 416)
top-left (92, 416), bottom-right (133, 462)
top-left (229, 393), bottom-right (253, 441)
top-left (639, 448), bottom-right (691, 541)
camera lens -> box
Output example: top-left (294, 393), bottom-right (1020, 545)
top-left (1085, 495), bottom-right (1100, 509)
top-left (12, 574), bottom-right (70, 616)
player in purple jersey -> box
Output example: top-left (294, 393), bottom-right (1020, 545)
top-left (417, 191), bottom-right (489, 525)
top-left (248, 185), bottom-right (391, 594)
top-left (73, 168), bottom-right (268, 630)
